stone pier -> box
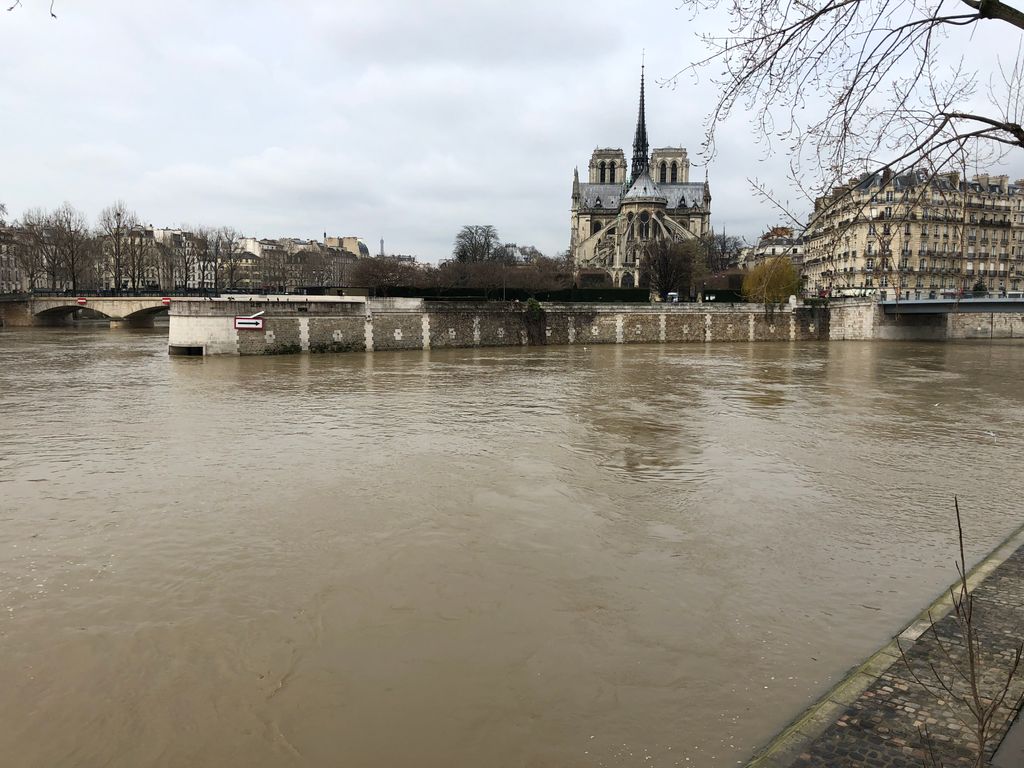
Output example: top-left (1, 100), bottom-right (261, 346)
top-left (167, 296), bottom-right (829, 356)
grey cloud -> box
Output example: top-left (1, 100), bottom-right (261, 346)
top-left (4, 0), bottom-right (1018, 260)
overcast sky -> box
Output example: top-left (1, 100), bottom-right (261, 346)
top-left (1, 0), bottom-right (1021, 261)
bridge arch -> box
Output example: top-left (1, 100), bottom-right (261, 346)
top-left (30, 297), bottom-right (170, 325)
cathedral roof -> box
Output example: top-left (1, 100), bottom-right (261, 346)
top-left (622, 169), bottom-right (667, 203)
top-left (577, 183), bottom-right (623, 209)
top-left (578, 180), bottom-right (706, 210)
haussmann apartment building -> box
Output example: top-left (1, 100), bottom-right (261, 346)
top-left (802, 169), bottom-right (1024, 299)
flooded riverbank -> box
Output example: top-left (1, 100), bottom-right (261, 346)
top-left (1, 327), bottom-right (1022, 767)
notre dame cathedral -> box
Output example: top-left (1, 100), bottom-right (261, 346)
top-left (571, 69), bottom-right (712, 287)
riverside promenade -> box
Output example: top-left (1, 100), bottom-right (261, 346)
top-left (747, 525), bottom-right (1024, 767)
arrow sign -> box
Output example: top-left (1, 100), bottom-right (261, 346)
top-left (234, 316), bottom-right (265, 330)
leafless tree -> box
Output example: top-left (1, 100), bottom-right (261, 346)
top-left (13, 208), bottom-right (49, 291)
top-left (124, 226), bottom-right (154, 291)
top-left (898, 498), bottom-right (1024, 767)
top-left (97, 201), bottom-right (136, 293)
top-left (675, 0), bottom-right (1024, 204)
top-left (351, 256), bottom-right (420, 294)
top-left (702, 231), bottom-right (746, 274)
top-left (453, 224), bottom-right (502, 263)
top-left (640, 239), bottom-right (704, 299)
top-left (192, 226), bottom-right (218, 293)
top-left (260, 243), bottom-right (290, 292)
top-left (51, 202), bottom-right (92, 292)
top-left (215, 227), bottom-right (242, 289)
top-left (6, 0), bottom-right (57, 17)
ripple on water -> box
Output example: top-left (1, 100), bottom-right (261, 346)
top-left (1, 331), bottom-right (1024, 767)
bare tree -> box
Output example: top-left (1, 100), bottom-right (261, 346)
top-left (6, 0), bottom-right (57, 17)
top-left (260, 242), bottom-right (289, 292)
top-left (351, 256), bottom-right (420, 295)
top-left (453, 225), bottom-right (501, 263)
top-left (51, 202), bottom-right (92, 292)
top-left (192, 226), bottom-right (218, 293)
top-left (13, 209), bottom-right (49, 291)
top-left (124, 226), bottom-right (154, 291)
top-left (97, 201), bottom-right (136, 293)
top-left (640, 239), bottom-right (704, 299)
top-left (702, 230), bottom-right (746, 274)
top-left (898, 498), bottom-right (1024, 767)
top-left (215, 227), bottom-right (242, 289)
top-left (676, 0), bottom-right (1024, 203)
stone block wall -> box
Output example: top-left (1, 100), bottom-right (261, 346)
top-left (371, 312), bottom-right (427, 351)
top-left (308, 317), bottom-right (366, 352)
top-left (664, 313), bottom-right (705, 342)
top-left (168, 298), bottom-right (833, 355)
top-left (0, 299), bottom-right (32, 328)
top-left (948, 312), bottom-right (1024, 339)
top-left (828, 300), bottom-right (878, 340)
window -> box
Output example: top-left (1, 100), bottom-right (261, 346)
top-left (609, 164), bottom-right (616, 184)
top-left (638, 211), bottom-right (651, 239)
top-left (670, 162), bottom-right (678, 183)
top-left (599, 161), bottom-right (606, 183)
top-left (886, 191), bottom-right (894, 202)
top-left (659, 162), bottom-right (667, 184)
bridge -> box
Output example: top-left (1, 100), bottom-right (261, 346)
top-left (0, 295), bottom-right (171, 327)
top-left (878, 297), bottom-right (1024, 315)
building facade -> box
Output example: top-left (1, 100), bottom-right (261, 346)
top-left (803, 169), bottom-right (1024, 298)
top-left (0, 227), bottom-right (21, 294)
top-left (571, 70), bottom-right (711, 287)
top-left (740, 226), bottom-right (804, 271)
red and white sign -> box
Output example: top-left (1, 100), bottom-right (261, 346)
top-left (234, 316), bottom-right (265, 330)
top-left (161, 297), bottom-right (172, 306)
top-left (76, 297), bottom-right (88, 306)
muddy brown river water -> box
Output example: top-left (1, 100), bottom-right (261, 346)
top-left (1, 326), bottom-right (1022, 767)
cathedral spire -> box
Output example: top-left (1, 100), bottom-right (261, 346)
top-left (631, 61), bottom-right (649, 182)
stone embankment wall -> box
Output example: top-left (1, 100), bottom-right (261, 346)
top-left (828, 300), bottom-right (948, 341)
top-left (829, 299), bottom-right (1024, 341)
top-left (948, 312), bottom-right (1024, 339)
top-left (0, 299), bottom-right (32, 328)
top-left (168, 298), bottom-right (829, 355)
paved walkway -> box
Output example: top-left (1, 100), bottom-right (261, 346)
top-left (747, 527), bottom-right (1024, 767)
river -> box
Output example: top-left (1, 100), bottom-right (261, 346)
top-left (1, 326), bottom-right (1022, 767)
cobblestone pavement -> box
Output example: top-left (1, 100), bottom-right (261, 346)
top-left (750, 543), bottom-right (1024, 768)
